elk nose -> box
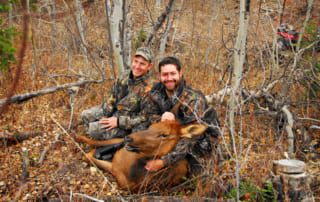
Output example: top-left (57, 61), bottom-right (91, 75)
top-left (124, 136), bottom-right (133, 143)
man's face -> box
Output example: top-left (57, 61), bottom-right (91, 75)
top-left (131, 55), bottom-right (152, 78)
top-left (159, 64), bottom-right (182, 91)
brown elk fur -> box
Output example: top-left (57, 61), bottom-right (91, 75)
top-left (76, 121), bottom-right (207, 192)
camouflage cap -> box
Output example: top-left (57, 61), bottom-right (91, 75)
top-left (135, 47), bottom-right (153, 62)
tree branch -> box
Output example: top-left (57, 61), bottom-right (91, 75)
top-left (0, 79), bottom-right (103, 107)
top-left (146, 0), bottom-right (175, 46)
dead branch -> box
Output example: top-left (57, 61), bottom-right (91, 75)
top-left (282, 105), bottom-right (295, 158)
top-left (205, 79), bottom-right (279, 105)
top-left (38, 133), bottom-right (61, 165)
top-left (0, 131), bottom-right (42, 146)
top-left (20, 147), bottom-right (30, 181)
top-left (71, 193), bottom-right (104, 202)
top-left (0, 79), bottom-right (103, 108)
top-left (146, 0), bottom-right (175, 46)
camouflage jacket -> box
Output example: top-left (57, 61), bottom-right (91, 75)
top-left (149, 79), bottom-right (220, 167)
top-left (103, 70), bottom-right (154, 131)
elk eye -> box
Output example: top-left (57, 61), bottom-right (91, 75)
top-left (159, 134), bottom-right (168, 138)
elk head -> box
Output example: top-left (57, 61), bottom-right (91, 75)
top-left (126, 121), bottom-right (207, 158)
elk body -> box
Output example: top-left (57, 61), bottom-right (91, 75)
top-left (76, 121), bottom-right (207, 192)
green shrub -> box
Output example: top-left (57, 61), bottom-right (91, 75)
top-left (0, 1), bottom-right (18, 72)
top-left (224, 180), bottom-right (276, 202)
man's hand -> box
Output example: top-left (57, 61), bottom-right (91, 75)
top-left (145, 159), bottom-right (165, 171)
top-left (99, 117), bottom-right (118, 131)
top-left (161, 112), bottom-right (175, 121)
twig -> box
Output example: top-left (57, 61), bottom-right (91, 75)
top-left (310, 125), bottom-right (320, 130)
top-left (67, 86), bottom-right (79, 131)
top-left (50, 115), bottom-right (126, 202)
top-left (38, 133), bottom-right (62, 165)
top-left (297, 117), bottom-right (320, 123)
top-left (71, 193), bottom-right (104, 202)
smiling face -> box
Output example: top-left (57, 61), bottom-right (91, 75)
top-left (159, 64), bottom-right (183, 92)
top-left (130, 55), bottom-right (153, 78)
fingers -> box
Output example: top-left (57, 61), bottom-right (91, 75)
top-left (161, 112), bottom-right (175, 121)
top-left (98, 118), bottom-right (109, 124)
top-left (99, 117), bottom-right (117, 131)
top-left (145, 161), bottom-right (153, 171)
top-left (100, 123), bottom-right (115, 131)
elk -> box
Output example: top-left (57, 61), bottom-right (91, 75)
top-left (76, 120), bottom-right (207, 192)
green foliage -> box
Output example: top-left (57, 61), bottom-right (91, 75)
top-left (224, 180), bottom-right (276, 202)
top-left (0, 2), bottom-right (18, 72)
top-left (261, 180), bottom-right (276, 202)
top-left (316, 62), bottom-right (320, 71)
top-left (297, 20), bottom-right (320, 98)
top-left (134, 28), bottom-right (147, 50)
top-left (0, 25), bottom-right (17, 71)
top-left (302, 20), bottom-right (319, 48)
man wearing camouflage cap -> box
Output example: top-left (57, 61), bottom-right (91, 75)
top-left (81, 47), bottom-right (154, 140)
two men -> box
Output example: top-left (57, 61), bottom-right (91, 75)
top-left (81, 51), bottom-right (219, 176)
top-left (81, 47), bottom-right (154, 140)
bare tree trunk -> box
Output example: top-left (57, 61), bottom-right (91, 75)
top-left (279, 0), bottom-right (287, 25)
top-left (46, 0), bottom-right (58, 49)
top-left (159, 8), bottom-right (173, 59)
top-left (8, 2), bottom-right (13, 41)
top-left (27, 0), bottom-right (37, 82)
top-left (74, 0), bottom-right (88, 55)
top-left (228, 0), bottom-right (250, 201)
top-left (204, 0), bottom-right (221, 68)
top-left (123, 1), bottom-right (132, 69)
top-left (170, 0), bottom-right (184, 47)
top-left (105, 0), bottom-right (125, 74)
top-left (156, 0), bottom-right (162, 9)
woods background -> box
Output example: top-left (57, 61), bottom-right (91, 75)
top-left (0, 0), bottom-right (319, 201)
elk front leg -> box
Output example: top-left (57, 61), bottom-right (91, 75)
top-left (85, 149), bottom-right (113, 173)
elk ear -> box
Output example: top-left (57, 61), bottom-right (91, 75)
top-left (180, 124), bottom-right (207, 138)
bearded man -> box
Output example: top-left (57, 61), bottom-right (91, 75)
top-left (145, 56), bottom-right (220, 176)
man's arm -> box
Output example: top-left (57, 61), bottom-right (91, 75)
top-left (145, 138), bottom-right (193, 171)
top-left (117, 93), bottom-right (162, 130)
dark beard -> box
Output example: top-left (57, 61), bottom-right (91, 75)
top-left (164, 79), bottom-right (181, 95)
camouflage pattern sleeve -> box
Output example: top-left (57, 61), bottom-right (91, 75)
top-left (177, 91), bottom-right (208, 124)
top-left (179, 91), bottom-right (220, 137)
top-left (117, 93), bottom-right (162, 130)
top-left (162, 91), bottom-right (215, 166)
top-left (161, 138), bottom-right (197, 166)
top-left (141, 94), bottom-right (162, 124)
